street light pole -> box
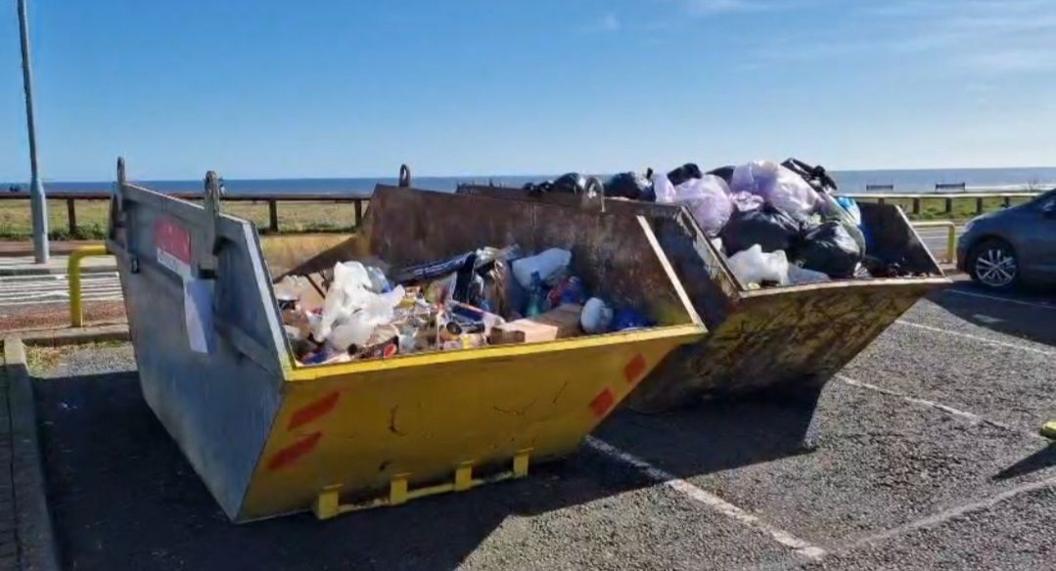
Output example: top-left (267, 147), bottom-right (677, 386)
top-left (17, 0), bottom-right (49, 263)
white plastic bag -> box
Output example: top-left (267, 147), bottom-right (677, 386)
top-left (512, 248), bottom-right (572, 288)
top-left (327, 285), bottom-right (405, 350)
top-left (659, 174), bottom-right (733, 237)
top-left (730, 160), bottom-right (780, 195)
top-left (729, 191), bottom-right (764, 213)
top-left (314, 261), bottom-right (404, 345)
top-left (726, 245), bottom-right (790, 287)
top-left (580, 297), bottom-right (613, 334)
top-left (731, 160), bottom-right (819, 219)
top-left (651, 172), bottom-right (678, 204)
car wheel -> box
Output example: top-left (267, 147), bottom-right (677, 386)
top-left (968, 238), bottom-right (1019, 291)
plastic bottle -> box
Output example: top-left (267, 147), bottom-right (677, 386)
top-left (525, 272), bottom-right (545, 317)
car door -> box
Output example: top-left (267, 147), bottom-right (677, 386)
top-left (1018, 190), bottom-right (1056, 282)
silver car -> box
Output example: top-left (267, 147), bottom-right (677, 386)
top-left (956, 189), bottom-right (1056, 290)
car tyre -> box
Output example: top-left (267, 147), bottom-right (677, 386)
top-left (968, 238), bottom-right (1019, 291)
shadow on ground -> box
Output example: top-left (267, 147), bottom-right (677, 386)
top-left (994, 444), bottom-right (1056, 481)
top-left (33, 369), bottom-right (822, 570)
top-left (930, 284), bottom-right (1056, 347)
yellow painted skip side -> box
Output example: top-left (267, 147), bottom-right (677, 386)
top-left (238, 326), bottom-right (701, 521)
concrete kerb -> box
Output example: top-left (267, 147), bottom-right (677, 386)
top-left (18, 324), bottom-right (130, 347)
top-left (0, 264), bottom-right (117, 278)
top-left (3, 336), bottom-right (60, 571)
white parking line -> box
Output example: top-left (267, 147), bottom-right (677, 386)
top-left (585, 436), bottom-right (827, 561)
top-left (837, 374), bottom-right (1042, 440)
top-left (895, 320), bottom-right (1054, 357)
top-left (946, 288), bottom-right (1056, 311)
top-left (853, 476), bottom-right (1056, 549)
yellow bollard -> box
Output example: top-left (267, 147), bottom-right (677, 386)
top-left (67, 244), bottom-right (109, 327)
top-left (1041, 421), bottom-right (1056, 440)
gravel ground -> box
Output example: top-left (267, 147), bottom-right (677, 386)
top-left (843, 291), bottom-right (1056, 433)
top-left (26, 284), bottom-right (1056, 570)
top-left (809, 487), bottom-right (1056, 570)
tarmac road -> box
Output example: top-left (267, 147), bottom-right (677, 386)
top-left (27, 282), bottom-right (1056, 570)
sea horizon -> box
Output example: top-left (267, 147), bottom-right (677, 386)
top-left (4, 165), bottom-right (1056, 196)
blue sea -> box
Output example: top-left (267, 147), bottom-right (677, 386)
top-left (5, 166), bottom-right (1056, 196)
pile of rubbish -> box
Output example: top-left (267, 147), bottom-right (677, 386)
top-left (526, 158), bottom-right (897, 288)
top-left (276, 246), bottom-right (651, 366)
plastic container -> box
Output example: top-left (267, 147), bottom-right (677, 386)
top-left (106, 162), bottom-right (703, 522)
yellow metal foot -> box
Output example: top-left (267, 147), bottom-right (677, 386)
top-left (454, 462), bottom-right (474, 492)
top-left (313, 485), bottom-right (342, 520)
top-left (513, 448), bottom-right (532, 478)
top-left (390, 473), bottom-right (410, 505)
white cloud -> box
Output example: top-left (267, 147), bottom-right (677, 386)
top-left (667, 0), bottom-right (795, 17)
top-left (683, 0), bottom-right (762, 15)
top-left (748, 0), bottom-right (1056, 76)
top-left (585, 12), bottom-right (622, 33)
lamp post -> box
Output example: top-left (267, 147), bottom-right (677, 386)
top-left (17, 0), bottom-right (49, 263)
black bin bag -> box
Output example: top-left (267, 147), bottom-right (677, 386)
top-left (720, 204), bottom-right (801, 255)
top-left (604, 171), bottom-right (655, 201)
top-left (794, 221), bottom-right (863, 279)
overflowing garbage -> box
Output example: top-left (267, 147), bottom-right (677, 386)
top-left (275, 245), bottom-right (652, 366)
top-left (526, 158), bottom-right (898, 288)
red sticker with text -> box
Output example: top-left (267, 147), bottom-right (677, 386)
top-left (155, 217), bottom-right (192, 278)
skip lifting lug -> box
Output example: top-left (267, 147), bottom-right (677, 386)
top-left (198, 171), bottom-right (224, 279)
top-left (398, 164), bottom-right (412, 188)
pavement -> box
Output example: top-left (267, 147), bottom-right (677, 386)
top-left (0, 242), bottom-right (105, 259)
top-left (0, 255), bottom-right (123, 334)
top-left (0, 255), bottom-right (116, 277)
top-left (12, 282), bottom-right (1056, 570)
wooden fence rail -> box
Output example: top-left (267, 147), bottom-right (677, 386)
top-left (0, 191), bottom-right (372, 234)
top-left (0, 187), bottom-right (1046, 235)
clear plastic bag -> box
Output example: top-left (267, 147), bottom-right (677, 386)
top-left (658, 174), bottom-right (733, 237)
top-left (314, 261), bottom-right (405, 348)
top-left (731, 160), bottom-right (819, 220)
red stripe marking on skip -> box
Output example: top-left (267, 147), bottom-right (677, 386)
top-left (590, 388), bottom-right (615, 418)
top-left (267, 432), bottom-right (322, 471)
top-left (288, 391), bottom-right (341, 430)
top-left (624, 354), bottom-right (646, 385)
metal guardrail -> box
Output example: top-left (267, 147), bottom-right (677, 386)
top-left (67, 243), bottom-right (109, 327)
top-left (910, 221), bottom-right (957, 264)
top-left (842, 191), bottom-right (1042, 216)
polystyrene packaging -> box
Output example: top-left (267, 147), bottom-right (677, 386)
top-left (726, 245), bottom-right (790, 287)
top-left (512, 248), bottom-right (572, 288)
top-left (731, 160), bottom-right (819, 220)
top-left (657, 174), bottom-right (733, 237)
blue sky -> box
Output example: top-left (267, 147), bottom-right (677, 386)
top-left (2, 0), bottom-right (1055, 181)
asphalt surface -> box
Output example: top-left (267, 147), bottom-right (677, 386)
top-left (28, 282), bottom-right (1056, 570)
